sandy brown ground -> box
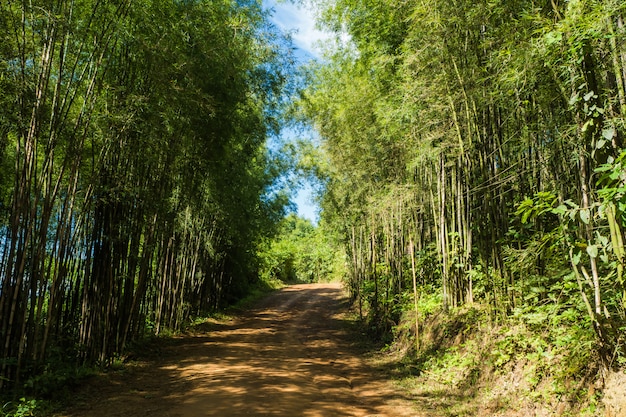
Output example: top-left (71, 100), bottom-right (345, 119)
top-left (58, 283), bottom-right (420, 417)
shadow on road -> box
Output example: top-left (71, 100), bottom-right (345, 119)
top-left (61, 284), bottom-right (416, 417)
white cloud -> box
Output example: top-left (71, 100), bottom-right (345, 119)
top-left (266, 0), bottom-right (331, 58)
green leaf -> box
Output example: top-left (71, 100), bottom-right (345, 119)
top-left (595, 163), bottom-right (613, 173)
top-left (545, 31), bottom-right (562, 45)
top-left (572, 251), bottom-right (582, 265)
top-left (580, 208), bottom-right (590, 224)
top-left (596, 139), bottom-right (606, 149)
top-left (586, 244), bottom-right (598, 258)
top-left (583, 91), bottom-right (595, 101)
top-left (602, 127), bottom-right (615, 140)
top-left (596, 233), bottom-right (609, 247)
top-left (581, 119), bottom-right (593, 132)
top-left (536, 191), bottom-right (555, 200)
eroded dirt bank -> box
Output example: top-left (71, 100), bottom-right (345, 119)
top-left (59, 283), bottom-right (419, 417)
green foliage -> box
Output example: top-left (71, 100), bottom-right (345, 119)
top-left (415, 288), bottom-right (444, 318)
top-left (420, 342), bottom-right (481, 387)
top-left (596, 150), bottom-right (626, 211)
top-left (0, 0), bottom-right (296, 391)
top-left (1, 398), bottom-right (42, 417)
top-left (388, 292), bottom-right (601, 414)
top-left (513, 148), bottom-right (626, 357)
top-left (491, 312), bottom-right (596, 394)
top-left (22, 364), bottom-right (95, 398)
top-left (296, 1), bottom-right (626, 410)
top-left (258, 214), bottom-right (346, 284)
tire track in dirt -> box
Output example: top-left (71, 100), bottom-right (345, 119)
top-left (59, 283), bottom-right (419, 417)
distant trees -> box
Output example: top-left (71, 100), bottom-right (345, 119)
top-left (258, 214), bottom-right (344, 284)
top-left (299, 0), bottom-right (626, 360)
top-left (0, 0), bottom-right (292, 390)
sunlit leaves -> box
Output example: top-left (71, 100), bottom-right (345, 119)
top-left (0, 0), bottom-right (294, 387)
top-left (300, 0), bottom-right (626, 360)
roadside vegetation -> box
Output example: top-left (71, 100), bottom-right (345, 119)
top-left (2, 0), bottom-right (626, 415)
top-left (257, 213), bottom-right (345, 284)
top-left (294, 0), bottom-right (626, 414)
top-left (0, 0), bottom-right (297, 411)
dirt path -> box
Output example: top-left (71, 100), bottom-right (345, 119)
top-left (59, 283), bottom-right (420, 417)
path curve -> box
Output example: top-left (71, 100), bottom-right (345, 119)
top-left (60, 283), bottom-right (418, 417)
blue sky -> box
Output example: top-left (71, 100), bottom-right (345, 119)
top-left (265, 0), bottom-right (326, 223)
top-left (265, 0), bottom-right (330, 59)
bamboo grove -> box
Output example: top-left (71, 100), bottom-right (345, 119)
top-left (0, 0), bottom-right (293, 389)
top-left (299, 0), bottom-right (626, 362)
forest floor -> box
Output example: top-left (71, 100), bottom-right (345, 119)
top-left (55, 283), bottom-right (423, 417)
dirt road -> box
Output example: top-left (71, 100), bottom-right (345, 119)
top-left (61, 283), bottom-right (418, 417)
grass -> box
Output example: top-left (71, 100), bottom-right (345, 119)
top-left (364, 298), bottom-right (610, 417)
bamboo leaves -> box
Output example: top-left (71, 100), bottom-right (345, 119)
top-left (299, 0), bottom-right (626, 360)
top-left (0, 0), bottom-right (292, 390)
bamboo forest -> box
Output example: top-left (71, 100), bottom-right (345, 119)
top-left (1, 0), bottom-right (626, 415)
top-left (0, 0), bottom-right (292, 390)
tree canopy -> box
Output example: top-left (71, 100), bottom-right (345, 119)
top-left (0, 0), bottom-right (295, 390)
top-left (297, 0), bottom-right (626, 363)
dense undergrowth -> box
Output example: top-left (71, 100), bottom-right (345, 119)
top-left (375, 290), bottom-right (625, 417)
top-left (296, 0), bottom-right (626, 413)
